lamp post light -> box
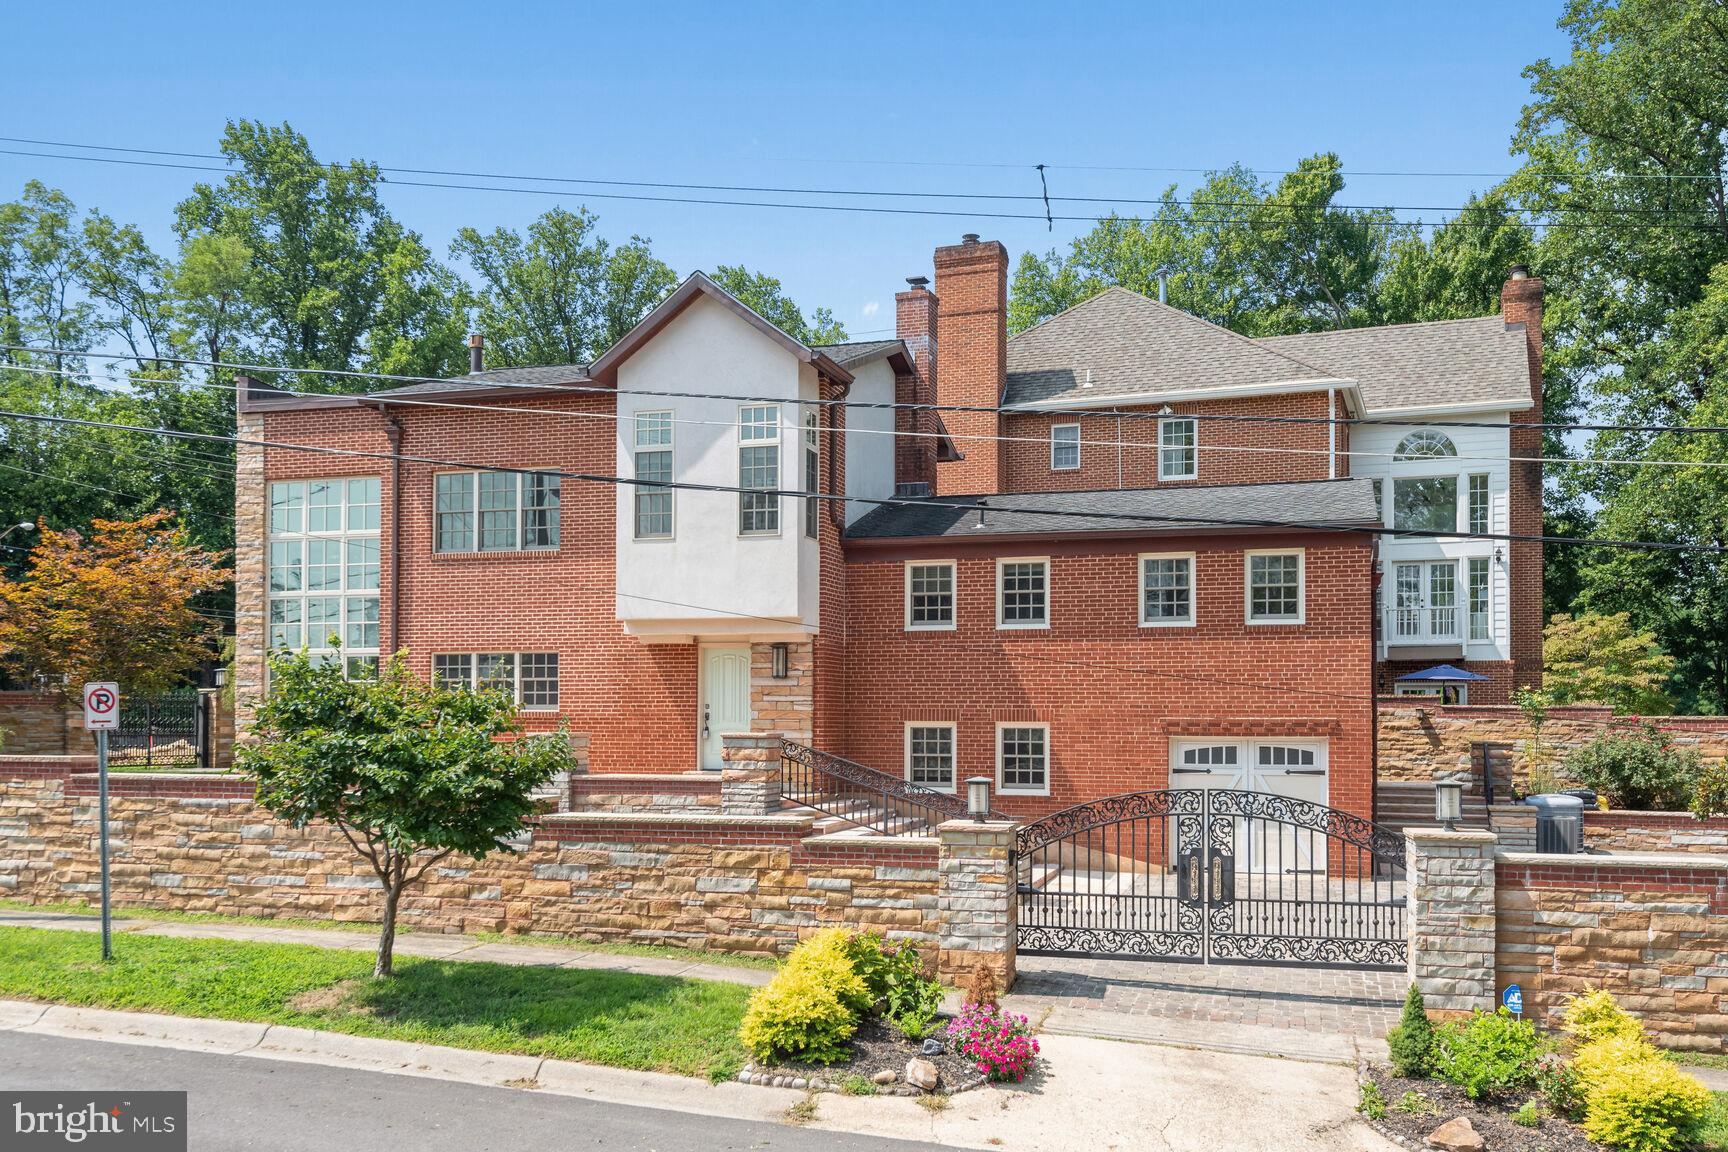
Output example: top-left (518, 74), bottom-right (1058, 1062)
top-left (0, 520), bottom-right (35, 545)
top-left (966, 776), bottom-right (992, 824)
top-left (1435, 779), bottom-right (1464, 831)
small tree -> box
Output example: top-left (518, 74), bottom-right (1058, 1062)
top-left (1387, 984), bottom-right (1435, 1078)
top-left (240, 650), bottom-right (572, 976)
top-left (0, 512), bottom-right (230, 700)
top-left (1543, 612), bottom-right (1676, 716)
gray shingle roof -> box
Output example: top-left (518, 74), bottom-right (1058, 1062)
top-left (1256, 316), bottom-right (1533, 414)
top-left (814, 339), bottom-right (904, 368)
top-left (845, 478), bottom-right (1379, 540)
top-left (1005, 288), bottom-right (1337, 407)
top-left (367, 364), bottom-right (591, 398)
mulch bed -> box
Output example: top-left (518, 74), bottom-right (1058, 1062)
top-left (1361, 1064), bottom-right (1597, 1152)
top-left (741, 1016), bottom-right (988, 1096)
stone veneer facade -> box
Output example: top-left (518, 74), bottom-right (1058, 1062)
top-left (1405, 828), bottom-right (1498, 1015)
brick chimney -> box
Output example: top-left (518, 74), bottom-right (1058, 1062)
top-left (894, 276), bottom-right (939, 493)
top-left (1500, 265), bottom-right (1545, 690)
top-left (933, 234), bottom-right (1008, 494)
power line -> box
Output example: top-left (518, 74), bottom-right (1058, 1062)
top-left (0, 404), bottom-right (1708, 553)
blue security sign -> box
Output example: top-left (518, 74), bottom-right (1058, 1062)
top-left (1503, 984), bottom-right (1523, 1016)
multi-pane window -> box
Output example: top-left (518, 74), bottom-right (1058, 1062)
top-left (1391, 476), bottom-right (1458, 534)
top-left (1050, 423), bottom-right (1080, 471)
top-left (1393, 430), bottom-right (1457, 460)
top-left (906, 724), bottom-right (956, 791)
top-left (997, 560), bottom-right (1049, 628)
top-left (1158, 417), bottom-right (1198, 480)
top-left (1140, 554), bottom-right (1194, 625)
top-left (804, 411), bottom-right (820, 539)
top-left (998, 725), bottom-right (1049, 794)
top-left (268, 478), bottom-right (382, 679)
top-left (906, 562), bottom-right (956, 630)
top-left (1468, 557), bottom-right (1491, 642)
top-left (1247, 551), bottom-right (1303, 623)
top-left (739, 405), bottom-right (780, 535)
top-left (1467, 473), bottom-right (1490, 536)
top-left (434, 472), bottom-right (560, 552)
top-left (432, 651), bottom-right (559, 709)
top-left (1391, 560), bottom-right (1461, 641)
top-left (633, 411), bottom-right (674, 539)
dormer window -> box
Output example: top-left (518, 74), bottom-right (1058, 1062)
top-left (1394, 430), bottom-right (1457, 460)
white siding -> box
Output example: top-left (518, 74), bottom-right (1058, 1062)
top-left (843, 358), bottom-right (897, 524)
top-left (1350, 414), bottom-right (1513, 663)
top-left (613, 295), bottom-right (819, 638)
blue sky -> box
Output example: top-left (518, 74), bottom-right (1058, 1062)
top-left (0, 1), bottom-right (1570, 344)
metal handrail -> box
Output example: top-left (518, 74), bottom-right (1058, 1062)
top-left (779, 739), bottom-right (1007, 836)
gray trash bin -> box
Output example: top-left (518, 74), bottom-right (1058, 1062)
top-left (1527, 793), bottom-right (1585, 854)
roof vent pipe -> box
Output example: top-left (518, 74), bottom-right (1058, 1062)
top-left (468, 334), bottom-right (484, 373)
top-left (906, 275), bottom-right (930, 289)
top-left (1157, 271), bottom-right (1169, 304)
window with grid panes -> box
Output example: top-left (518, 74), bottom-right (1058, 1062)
top-left (738, 405), bottom-right (780, 534)
top-left (998, 726), bottom-right (1048, 792)
top-left (804, 411), bottom-right (820, 539)
top-left (434, 472), bottom-right (559, 552)
top-left (906, 562), bottom-right (955, 629)
top-left (633, 411), bottom-right (674, 539)
top-left (1247, 552), bottom-right (1302, 622)
top-left (1467, 473), bottom-right (1489, 535)
top-left (1468, 557), bottom-right (1491, 641)
top-left (1140, 555), bottom-right (1193, 624)
top-left (1158, 417), bottom-right (1197, 480)
top-left (1050, 424), bottom-right (1080, 470)
top-left (268, 478), bottom-right (381, 679)
top-left (906, 725), bottom-right (955, 790)
top-left (997, 561), bottom-right (1047, 627)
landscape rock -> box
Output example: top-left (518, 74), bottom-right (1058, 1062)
top-left (904, 1058), bottom-right (939, 1092)
top-left (920, 1037), bottom-right (945, 1056)
top-left (870, 1069), bottom-right (898, 1086)
top-left (1426, 1117), bottom-right (1484, 1152)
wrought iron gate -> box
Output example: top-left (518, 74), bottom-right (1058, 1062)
top-left (1016, 789), bottom-right (1407, 969)
top-left (110, 692), bottom-right (210, 769)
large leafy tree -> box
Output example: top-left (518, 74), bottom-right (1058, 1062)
top-left (242, 652), bottom-right (573, 976)
top-left (1542, 610), bottom-right (1675, 714)
top-left (711, 264), bottom-right (846, 345)
top-left (0, 511), bottom-right (229, 699)
top-left (451, 206), bottom-right (677, 367)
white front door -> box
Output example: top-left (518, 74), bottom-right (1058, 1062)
top-left (699, 645), bottom-right (752, 770)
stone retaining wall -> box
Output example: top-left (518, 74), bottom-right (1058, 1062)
top-left (568, 773), bottom-right (722, 813)
top-left (0, 756), bottom-right (1010, 981)
top-left (1497, 853), bottom-right (1728, 1051)
top-left (1584, 810), bottom-right (1728, 855)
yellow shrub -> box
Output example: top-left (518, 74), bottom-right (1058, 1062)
top-left (1563, 990), bottom-right (1645, 1046)
top-left (1573, 1036), bottom-right (1661, 1094)
top-left (1581, 1058), bottom-right (1712, 1152)
top-left (736, 927), bottom-right (870, 1065)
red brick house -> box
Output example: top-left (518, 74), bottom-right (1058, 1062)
top-left (233, 236), bottom-right (1542, 825)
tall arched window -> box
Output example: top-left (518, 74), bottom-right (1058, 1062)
top-left (1394, 430), bottom-right (1457, 460)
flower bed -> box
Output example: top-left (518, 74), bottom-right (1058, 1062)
top-left (739, 1016), bottom-right (987, 1095)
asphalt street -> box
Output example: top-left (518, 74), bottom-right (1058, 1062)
top-left (0, 1032), bottom-right (949, 1152)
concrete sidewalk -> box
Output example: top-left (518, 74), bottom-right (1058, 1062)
top-left (0, 909), bottom-right (772, 987)
top-left (0, 999), bottom-right (1396, 1152)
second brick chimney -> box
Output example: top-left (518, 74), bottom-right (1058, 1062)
top-left (1500, 264), bottom-right (1546, 691)
top-left (933, 234), bottom-right (1008, 494)
top-left (895, 276), bottom-right (939, 493)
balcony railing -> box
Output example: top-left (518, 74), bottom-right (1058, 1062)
top-left (1386, 606), bottom-right (1461, 644)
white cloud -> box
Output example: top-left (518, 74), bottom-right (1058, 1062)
top-left (861, 301), bottom-right (880, 318)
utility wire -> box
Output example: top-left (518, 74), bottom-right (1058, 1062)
top-left (0, 405), bottom-right (1709, 554)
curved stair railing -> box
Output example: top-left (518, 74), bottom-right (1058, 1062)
top-left (779, 739), bottom-right (1008, 837)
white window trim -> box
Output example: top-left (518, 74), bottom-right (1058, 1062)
top-left (903, 560), bottom-right (958, 632)
top-left (1466, 555), bottom-right (1493, 643)
top-left (904, 721), bottom-right (958, 794)
top-left (632, 410), bottom-right (676, 542)
top-left (1049, 423), bottom-right (1081, 471)
top-left (995, 556), bottom-right (1051, 631)
top-left (995, 721), bottom-right (1051, 796)
top-left (1138, 551), bottom-right (1197, 628)
top-left (1158, 416), bottom-right (1198, 481)
top-left (737, 404), bottom-right (782, 538)
top-left (1244, 548), bottom-right (1305, 626)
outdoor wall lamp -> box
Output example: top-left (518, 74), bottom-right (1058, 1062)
top-left (1435, 779), bottom-right (1464, 831)
top-left (770, 643), bottom-right (790, 679)
top-left (212, 666), bottom-right (229, 688)
top-left (966, 776), bottom-right (993, 823)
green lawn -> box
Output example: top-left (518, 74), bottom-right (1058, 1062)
top-left (1703, 1092), bottom-right (1728, 1152)
top-left (0, 926), bottom-right (751, 1081)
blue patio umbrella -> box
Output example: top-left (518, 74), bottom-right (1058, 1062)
top-left (1395, 664), bottom-right (1492, 683)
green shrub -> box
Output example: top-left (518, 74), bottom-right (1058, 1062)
top-left (1581, 1058), bottom-right (1712, 1152)
top-left (1513, 1100), bottom-right (1542, 1128)
top-left (1432, 1009), bottom-right (1548, 1099)
top-left (1357, 1080), bottom-right (1387, 1121)
top-left (1387, 984), bottom-right (1435, 1078)
top-left (1562, 989), bottom-right (1645, 1046)
top-left (1393, 1090), bottom-right (1437, 1116)
top-left (1537, 1053), bottom-right (1587, 1121)
top-left (1694, 762), bottom-right (1728, 820)
top-left (844, 932), bottom-right (943, 1040)
top-left (738, 927), bottom-right (869, 1065)
top-left (1561, 723), bottom-right (1701, 811)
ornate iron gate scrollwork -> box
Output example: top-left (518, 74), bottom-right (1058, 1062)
top-left (1016, 789), bottom-right (1407, 970)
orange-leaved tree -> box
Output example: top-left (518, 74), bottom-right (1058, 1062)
top-left (0, 512), bottom-right (231, 700)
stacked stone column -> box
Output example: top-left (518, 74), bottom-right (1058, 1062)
top-left (719, 732), bottom-right (785, 816)
top-left (1406, 827), bottom-right (1498, 1014)
top-left (936, 819), bottom-right (1017, 987)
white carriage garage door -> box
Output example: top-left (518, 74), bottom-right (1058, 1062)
top-left (1169, 739), bottom-right (1330, 875)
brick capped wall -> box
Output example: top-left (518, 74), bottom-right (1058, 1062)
top-left (839, 530), bottom-right (1377, 822)
top-left (1584, 811), bottom-right (1728, 855)
top-left (0, 758), bottom-right (980, 969)
top-left (0, 692), bottom-right (83, 756)
top-left (1497, 853), bottom-right (1728, 1050)
top-left (998, 391), bottom-right (1338, 494)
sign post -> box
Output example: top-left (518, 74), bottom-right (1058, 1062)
top-left (82, 683), bottom-right (120, 961)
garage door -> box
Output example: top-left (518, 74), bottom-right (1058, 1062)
top-left (1170, 739), bottom-right (1329, 875)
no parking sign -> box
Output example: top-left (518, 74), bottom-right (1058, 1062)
top-left (82, 682), bottom-right (120, 731)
